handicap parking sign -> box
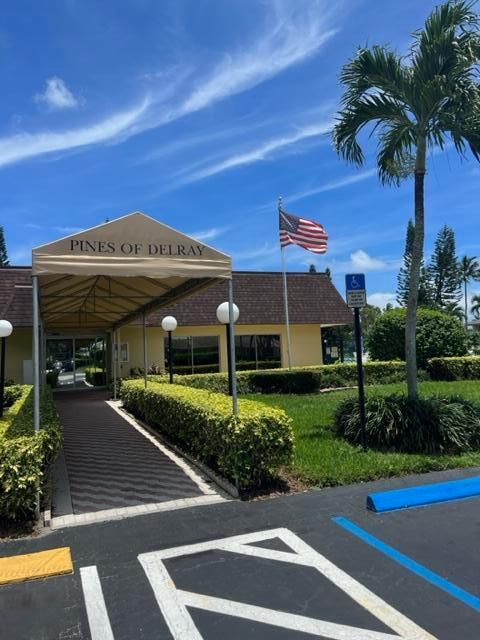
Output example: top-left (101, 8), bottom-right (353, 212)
top-left (345, 273), bottom-right (366, 308)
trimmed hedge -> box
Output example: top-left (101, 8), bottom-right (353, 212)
top-left (120, 380), bottom-right (293, 488)
top-left (148, 361), bottom-right (408, 395)
top-left (335, 393), bottom-right (480, 454)
top-left (0, 386), bottom-right (62, 520)
top-left (427, 356), bottom-right (480, 381)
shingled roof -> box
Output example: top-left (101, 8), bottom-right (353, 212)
top-left (0, 267), bottom-right (352, 327)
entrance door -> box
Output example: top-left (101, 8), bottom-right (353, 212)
top-left (46, 336), bottom-right (107, 389)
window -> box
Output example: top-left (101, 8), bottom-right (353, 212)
top-left (115, 342), bottom-right (129, 362)
top-left (235, 335), bottom-right (281, 370)
top-left (165, 336), bottom-right (219, 375)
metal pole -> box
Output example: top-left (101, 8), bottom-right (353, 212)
top-left (0, 337), bottom-right (6, 418)
top-left (354, 307), bottom-right (367, 450)
top-left (228, 278), bottom-right (238, 415)
top-left (143, 312), bottom-right (148, 388)
top-left (112, 330), bottom-right (117, 400)
top-left (32, 276), bottom-right (40, 431)
top-left (226, 323), bottom-right (233, 396)
top-left (168, 331), bottom-right (174, 383)
top-left (281, 247), bottom-right (293, 370)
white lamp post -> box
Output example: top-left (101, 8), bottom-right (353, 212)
top-left (161, 316), bottom-right (178, 383)
top-left (216, 302), bottom-right (239, 396)
top-left (0, 320), bottom-right (13, 418)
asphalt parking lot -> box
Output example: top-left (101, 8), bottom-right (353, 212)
top-left (1, 467), bottom-right (480, 640)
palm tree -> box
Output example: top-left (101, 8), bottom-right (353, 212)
top-left (332, 1), bottom-right (480, 399)
top-left (472, 294), bottom-right (480, 319)
top-left (459, 255), bottom-right (480, 328)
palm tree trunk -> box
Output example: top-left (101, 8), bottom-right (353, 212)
top-left (405, 135), bottom-right (426, 399)
top-left (464, 279), bottom-right (468, 330)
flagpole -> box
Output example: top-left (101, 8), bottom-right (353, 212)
top-left (279, 197), bottom-right (293, 370)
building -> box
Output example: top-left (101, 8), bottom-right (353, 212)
top-left (0, 213), bottom-right (352, 389)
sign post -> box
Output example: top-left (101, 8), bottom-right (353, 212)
top-left (345, 274), bottom-right (367, 450)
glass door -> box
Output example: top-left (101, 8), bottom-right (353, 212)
top-left (46, 336), bottom-right (107, 389)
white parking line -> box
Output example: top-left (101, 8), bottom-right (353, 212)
top-left (139, 527), bottom-right (437, 640)
top-left (80, 566), bottom-right (115, 640)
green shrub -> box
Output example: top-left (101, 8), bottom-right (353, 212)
top-left (146, 361), bottom-right (408, 395)
top-left (84, 367), bottom-right (106, 386)
top-left (0, 386), bottom-right (62, 519)
top-left (335, 393), bottom-right (480, 454)
top-left (366, 307), bottom-right (468, 368)
top-left (120, 380), bottom-right (293, 489)
top-left (427, 356), bottom-right (480, 381)
top-left (2, 384), bottom-right (23, 408)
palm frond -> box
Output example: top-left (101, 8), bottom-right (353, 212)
top-left (377, 122), bottom-right (416, 185)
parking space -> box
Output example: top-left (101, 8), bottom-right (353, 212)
top-left (1, 469), bottom-right (480, 639)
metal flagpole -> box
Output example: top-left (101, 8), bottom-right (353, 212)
top-left (279, 198), bottom-right (293, 370)
top-left (143, 312), bottom-right (148, 388)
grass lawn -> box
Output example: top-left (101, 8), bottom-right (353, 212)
top-left (250, 381), bottom-right (480, 487)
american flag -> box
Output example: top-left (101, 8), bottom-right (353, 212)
top-left (279, 210), bottom-right (328, 254)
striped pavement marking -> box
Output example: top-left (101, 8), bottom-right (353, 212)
top-left (80, 566), bottom-right (114, 640)
top-left (0, 547), bottom-right (73, 586)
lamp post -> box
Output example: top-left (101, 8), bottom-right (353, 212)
top-left (161, 316), bottom-right (177, 383)
top-left (216, 301), bottom-right (239, 396)
top-left (0, 320), bottom-right (13, 419)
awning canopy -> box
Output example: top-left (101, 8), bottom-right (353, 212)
top-left (32, 212), bottom-right (232, 330)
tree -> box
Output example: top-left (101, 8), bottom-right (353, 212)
top-left (459, 255), bottom-right (480, 328)
top-left (325, 266), bottom-right (332, 279)
top-left (366, 307), bottom-right (468, 368)
top-left (360, 304), bottom-right (382, 337)
top-left (309, 264), bottom-right (317, 273)
top-left (0, 227), bottom-right (8, 266)
top-left (333, 1), bottom-right (480, 398)
top-left (428, 225), bottom-right (461, 307)
top-left (396, 219), bottom-right (432, 306)
top-left (472, 294), bottom-right (480, 319)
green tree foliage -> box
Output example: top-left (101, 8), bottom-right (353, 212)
top-left (360, 304), bottom-right (382, 337)
top-left (459, 255), bottom-right (480, 327)
top-left (396, 220), bottom-right (432, 306)
top-left (0, 226), bottom-right (8, 266)
top-left (332, 1), bottom-right (480, 398)
top-left (428, 225), bottom-right (461, 307)
top-left (366, 307), bottom-right (468, 368)
top-left (472, 294), bottom-right (480, 319)
top-left (308, 264), bottom-right (317, 273)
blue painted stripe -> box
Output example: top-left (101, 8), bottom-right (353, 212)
top-left (367, 476), bottom-right (480, 512)
top-left (333, 516), bottom-right (480, 612)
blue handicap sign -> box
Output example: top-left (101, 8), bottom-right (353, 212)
top-left (346, 273), bottom-right (366, 292)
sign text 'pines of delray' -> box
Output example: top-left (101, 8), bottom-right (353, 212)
top-left (69, 239), bottom-right (206, 257)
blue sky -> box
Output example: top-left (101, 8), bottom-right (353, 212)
top-left (1, 0), bottom-right (479, 309)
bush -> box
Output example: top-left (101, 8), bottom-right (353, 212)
top-left (146, 361), bottom-right (408, 395)
top-left (0, 386), bottom-right (62, 520)
top-left (427, 356), bottom-right (480, 381)
top-left (366, 307), bottom-right (468, 368)
top-left (84, 367), bottom-right (106, 386)
top-left (2, 385), bottom-right (23, 408)
top-left (120, 380), bottom-right (293, 489)
top-left (335, 393), bottom-right (480, 454)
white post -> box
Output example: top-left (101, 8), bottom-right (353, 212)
top-left (228, 279), bottom-right (238, 415)
top-left (32, 276), bottom-right (40, 431)
top-left (143, 312), bottom-right (148, 388)
top-left (281, 247), bottom-right (293, 370)
top-left (112, 330), bottom-right (117, 400)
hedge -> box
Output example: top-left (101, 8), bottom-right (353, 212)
top-left (0, 386), bottom-right (62, 520)
top-left (427, 356), bottom-right (480, 381)
top-left (147, 361), bottom-right (408, 395)
top-left (120, 380), bottom-right (293, 488)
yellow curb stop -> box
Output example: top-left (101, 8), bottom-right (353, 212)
top-left (0, 547), bottom-right (73, 586)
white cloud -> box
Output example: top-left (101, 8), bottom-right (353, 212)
top-left (350, 249), bottom-right (386, 271)
top-left (187, 226), bottom-right (228, 242)
top-left (34, 77), bottom-right (79, 110)
top-left (177, 2), bottom-right (337, 118)
top-left (169, 121), bottom-right (332, 188)
top-left (288, 169), bottom-right (377, 204)
top-left (368, 292), bottom-right (398, 309)
top-left (0, 98), bottom-right (150, 168)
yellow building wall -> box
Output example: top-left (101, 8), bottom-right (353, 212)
top-left (5, 328), bottom-right (32, 383)
top-left (118, 323), bottom-right (323, 373)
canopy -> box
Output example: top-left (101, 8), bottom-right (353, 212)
top-left (32, 211), bottom-right (232, 329)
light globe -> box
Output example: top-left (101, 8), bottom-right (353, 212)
top-left (216, 302), bottom-right (239, 325)
top-left (161, 316), bottom-right (178, 332)
top-left (0, 320), bottom-right (13, 338)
